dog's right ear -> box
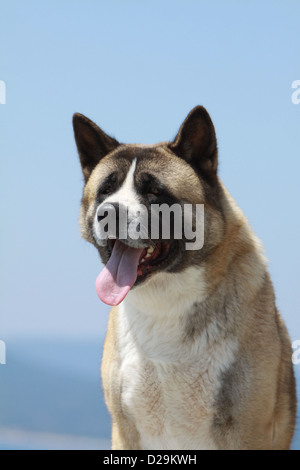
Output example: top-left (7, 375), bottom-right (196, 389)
top-left (73, 113), bottom-right (119, 182)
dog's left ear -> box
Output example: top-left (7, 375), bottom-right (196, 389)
top-left (169, 106), bottom-right (218, 182)
top-left (73, 113), bottom-right (119, 182)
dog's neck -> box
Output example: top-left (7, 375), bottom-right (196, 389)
top-left (125, 266), bottom-right (207, 319)
top-left (119, 266), bottom-right (217, 362)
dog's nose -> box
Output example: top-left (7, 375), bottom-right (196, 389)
top-left (97, 202), bottom-right (119, 223)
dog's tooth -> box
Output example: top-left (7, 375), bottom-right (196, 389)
top-left (145, 253), bottom-right (151, 259)
top-left (147, 246), bottom-right (154, 254)
top-left (141, 257), bottom-right (145, 263)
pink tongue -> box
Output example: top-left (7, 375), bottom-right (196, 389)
top-left (96, 240), bottom-right (143, 306)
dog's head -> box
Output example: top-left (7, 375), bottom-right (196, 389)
top-left (73, 106), bottom-right (224, 305)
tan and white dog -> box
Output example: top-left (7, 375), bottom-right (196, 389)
top-left (73, 106), bottom-right (296, 450)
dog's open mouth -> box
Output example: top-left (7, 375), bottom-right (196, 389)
top-left (95, 239), bottom-right (173, 306)
top-left (138, 241), bottom-right (172, 275)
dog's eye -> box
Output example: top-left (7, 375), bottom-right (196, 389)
top-left (98, 173), bottom-right (117, 198)
top-left (147, 186), bottom-right (160, 197)
top-left (101, 185), bottom-right (112, 195)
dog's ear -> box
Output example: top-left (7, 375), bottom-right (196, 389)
top-left (73, 113), bottom-right (119, 182)
top-left (169, 106), bottom-right (218, 182)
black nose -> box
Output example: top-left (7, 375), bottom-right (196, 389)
top-left (97, 202), bottom-right (120, 223)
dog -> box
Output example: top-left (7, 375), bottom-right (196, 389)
top-left (73, 106), bottom-right (296, 450)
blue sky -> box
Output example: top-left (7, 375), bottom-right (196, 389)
top-left (0, 0), bottom-right (300, 340)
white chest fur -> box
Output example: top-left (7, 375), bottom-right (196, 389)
top-left (117, 270), bottom-right (237, 450)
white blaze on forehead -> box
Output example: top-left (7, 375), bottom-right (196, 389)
top-left (105, 158), bottom-right (138, 206)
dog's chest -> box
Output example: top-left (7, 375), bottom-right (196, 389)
top-left (118, 301), bottom-right (235, 450)
top-left (120, 354), bottom-right (219, 449)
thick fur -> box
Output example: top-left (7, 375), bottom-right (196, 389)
top-left (73, 106), bottom-right (296, 450)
